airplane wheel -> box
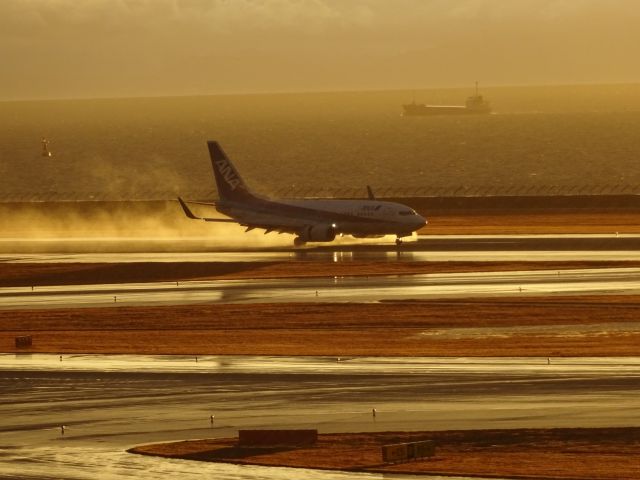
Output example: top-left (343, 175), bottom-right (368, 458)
top-left (395, 238), bottom-right (403, 246)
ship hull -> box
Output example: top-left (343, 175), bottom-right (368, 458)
top-left (402, 104), bottom-right (491, 116)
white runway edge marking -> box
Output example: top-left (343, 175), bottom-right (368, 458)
top-left (419, 234), bottom-right (640, 239)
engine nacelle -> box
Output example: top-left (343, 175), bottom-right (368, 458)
top-left (299, 224), bottom-right (337, 243)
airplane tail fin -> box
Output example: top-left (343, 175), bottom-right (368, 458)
top-left (207, 141), bottom-right (256, 202)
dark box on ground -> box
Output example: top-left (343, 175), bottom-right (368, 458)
top-left (15, 336), bottom-right (32, 348)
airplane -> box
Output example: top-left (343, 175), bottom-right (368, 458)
top-left (178, 141), bottom-right (427, 246)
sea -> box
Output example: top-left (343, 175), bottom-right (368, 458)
top-left (2, 83), bottom-right (640, 202)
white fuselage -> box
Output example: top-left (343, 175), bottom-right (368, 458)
top-left (217, 197), bottom-right (427, 237)
top-left (193, 140), bottom-right (428, 244)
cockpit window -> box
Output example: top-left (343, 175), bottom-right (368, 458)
top-left (399, 210), bottom-right (416, 216)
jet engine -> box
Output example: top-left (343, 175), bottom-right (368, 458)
top-left (296, 224), bottom-right (337, 244)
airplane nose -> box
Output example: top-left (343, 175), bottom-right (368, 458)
top-left (416, 215), bottom-right (427, 228)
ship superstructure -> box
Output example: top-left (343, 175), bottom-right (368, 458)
top-left (403, 83), bottom-right (491, 116)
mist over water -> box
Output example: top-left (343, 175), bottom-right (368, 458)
top-left (2, 84), bottom-right (640, 202)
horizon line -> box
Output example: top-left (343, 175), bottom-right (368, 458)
top-left (2, 81), bottom-right (640, 103)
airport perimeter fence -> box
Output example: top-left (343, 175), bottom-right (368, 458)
top-left (273, 183), bottom-right (640, 198)
top-left (2, 184), bottom-right (640, 202)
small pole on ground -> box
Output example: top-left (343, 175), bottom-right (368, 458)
top-left (60, 425), bottom-right (66, 436)
top-left (210, 415), bottom-right (215, 428)
top-left (113, 296), bottom-right (117, 303)
top-left (372, 408), bottom-right (377, 419)
top-left (59, 355), bottom-right (62, 362)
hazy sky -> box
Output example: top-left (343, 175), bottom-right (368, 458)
top-left (2, 0), bottom-right (639, 100)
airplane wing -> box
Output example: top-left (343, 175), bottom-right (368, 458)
top-left (177, 197), bottom-right (236, 222)
top-left (178, 197), bottom-right (300, 233)
top-left (241, 224), bottom-right (299, 234)
top-left (184, 200), bottom-right (218, 207)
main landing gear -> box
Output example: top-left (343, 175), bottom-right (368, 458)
top-left (395, 237), bottom-right (403, 246)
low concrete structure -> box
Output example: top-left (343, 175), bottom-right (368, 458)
top-left (382, 440), bottom-right (435, 463)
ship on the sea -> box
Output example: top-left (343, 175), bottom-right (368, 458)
top-left (402, 83), bottom-right (492, 116)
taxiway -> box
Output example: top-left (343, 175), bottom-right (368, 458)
top-left (1, 354), bottom-right (638, 480)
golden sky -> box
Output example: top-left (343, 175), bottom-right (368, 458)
top-left (1, 0), bottom-right (639, 100)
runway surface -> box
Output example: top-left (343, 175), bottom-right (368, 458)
top-left (2, 234), bottom-right (640, 262)
top-left (2, 267), bottom-right (640, 309)
top-left (2, 354), bottom-right (639, 480)
top-left (2, 234), bottom-right (639, 479)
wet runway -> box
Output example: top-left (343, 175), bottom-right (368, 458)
top-left (2, 234), bottom-right (639, 479)
top-left (2, 354), bottom-right (639, 480)
top-left (2, 267), bottom-right (640, 309)
top-left (2, 233), bottom-right (640, 262)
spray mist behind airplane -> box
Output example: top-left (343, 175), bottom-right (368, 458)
top-left (178, 141), bottom-right (427, 246)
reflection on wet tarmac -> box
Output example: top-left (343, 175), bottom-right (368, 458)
top-left (2, 233), bottom-right (640, 261)
top-left (1, 355), bottom-right (638, 479)
top-left (2, 445), bottom-right (429, 480)
top-left (3, 267), bottom-right (640, 309)
top-left (3, 353), bottom-right (640, 374)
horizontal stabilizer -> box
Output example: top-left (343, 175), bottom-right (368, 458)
top-left (177, 197), bottom-right (236, 222)
top-left (178, 197), bottom-right (200, 220)
top-left (367, 185), bottom-right (376, 200)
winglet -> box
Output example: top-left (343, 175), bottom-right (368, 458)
top-left (177, 197), bottom-right (201, 220)
top-left (366, 185), bottom-right (376, 200)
